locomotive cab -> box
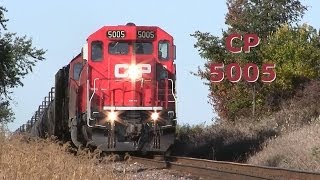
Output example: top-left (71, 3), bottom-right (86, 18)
top-left (71, 23), bottom-right (177, 153)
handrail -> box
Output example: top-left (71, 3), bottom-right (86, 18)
top-left (88, 77), bottom-right (146, 127)
top-left (168, 79), bottom-right (177, 102)
top-left (89, 78), bottom-right (100, 103)
top-left (16, 87), bottom-right (55, 133)
top-left (86, 78), bottom-right (177, 128)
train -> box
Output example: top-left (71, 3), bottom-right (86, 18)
top-left (15, 23), bottom-right (177, 154)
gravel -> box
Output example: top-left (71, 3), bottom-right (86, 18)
top-left (106, 161), bottom-right (200, 180)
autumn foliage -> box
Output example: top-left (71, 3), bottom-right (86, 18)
top-left (192, 0), bottom-right (320, 121)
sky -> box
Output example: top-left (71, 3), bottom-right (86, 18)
top-left (2, 0), bottom-right (320, 131)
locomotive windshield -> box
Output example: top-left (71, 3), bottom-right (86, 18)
top-left (108, 41), bottom-right (153, 55)
top-left (134, 42), bottom-right (153, 54)
top-left (108, 42), bottom-right (129, 55)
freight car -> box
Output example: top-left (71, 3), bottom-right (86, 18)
top-left (16, 23), bottom-right (177, 154)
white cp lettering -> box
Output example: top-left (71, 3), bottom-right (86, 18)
top-left (115, 64), bottom-right (151, 78)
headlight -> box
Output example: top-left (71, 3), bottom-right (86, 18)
top-left (127, 64), bottom-right (141, 81)
top-left (108, 111), bottom-right (117, 121)
top-left (151, 112), bottom-right (159, 121)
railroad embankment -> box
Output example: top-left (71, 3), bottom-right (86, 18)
top-left (174, 80), bottom-right (320, 172)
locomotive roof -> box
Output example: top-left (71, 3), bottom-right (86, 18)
top-left (88, 23), bottom-right (170, 39)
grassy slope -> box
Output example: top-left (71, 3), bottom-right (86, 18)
top-left (0, 133), bottom-right (123, 179)
top-left (248, 121), bottom-right (320, 171)
top-left (173, 81), bottom-right (320, 171)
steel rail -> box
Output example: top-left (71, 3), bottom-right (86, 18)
top-left (130, 156), bottom-right (320, 180)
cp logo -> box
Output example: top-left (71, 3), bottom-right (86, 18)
top-left (114, 64), bottom-right (151, 78)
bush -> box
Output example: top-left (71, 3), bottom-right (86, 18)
top-left (173, 118), bottom-right (278, 162)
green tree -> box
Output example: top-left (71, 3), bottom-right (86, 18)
top-left (192, 0), bottom-right (310, 121)
top-left (0, 7), bottom-right (46, 123)
top-left (260, 24), bottom-right (320, 105)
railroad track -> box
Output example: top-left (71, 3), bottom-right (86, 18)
top-left (129, 156), bottom-right (320, 180)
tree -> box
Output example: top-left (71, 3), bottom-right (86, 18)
top-left (192, 0), bottom-right (311, 121)
top-left (260, 24), bottom-right (320, 105)
top-left (225, 0), bottom-right (307, 38)
top-left (0, 6), bottom-right (46, 123)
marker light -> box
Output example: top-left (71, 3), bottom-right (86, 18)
top-left (127, 64), bottom-right (141, 81)
top-left (108, 111), bottom-right (117, 121)
top-left (151, 112), bottom-right (159, 121)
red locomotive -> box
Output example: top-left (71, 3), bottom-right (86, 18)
top-left (17, 23), bottom-right (177, 154)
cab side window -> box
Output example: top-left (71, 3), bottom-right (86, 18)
top-left (73, 63), bottom-right (82, 80)
top-left (91, 41), bottom-right (103, 61)
top-left (158, 41), bottom-right (169, 60)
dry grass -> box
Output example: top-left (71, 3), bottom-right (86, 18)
top-left (248, 120), bottom-right (320, 171)
top-left (0, 127), bottom-right (125, 180)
